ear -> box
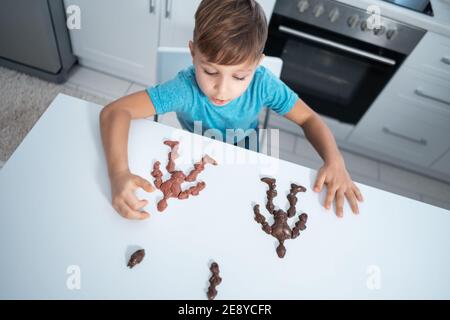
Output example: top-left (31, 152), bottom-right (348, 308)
top-left (189, 41), bottom-right (195, 58)
top-left (258, 53), bottom-right (266, 66)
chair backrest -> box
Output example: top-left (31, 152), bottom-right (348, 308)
top-left (157, 46), bottom-right (283, 83)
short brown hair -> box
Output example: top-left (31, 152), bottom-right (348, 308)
top-left (193, 0), bottom-right (268, 65)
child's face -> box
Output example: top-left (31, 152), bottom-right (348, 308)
top-left (189, 41), bottom-right (263, 106)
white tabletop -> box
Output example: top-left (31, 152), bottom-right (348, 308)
top-left (0, 93), bottom-right (449, 299)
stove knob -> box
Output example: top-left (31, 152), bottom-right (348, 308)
top-left (297, 0), bottom-right (310, 13)
top-left (373, 25), bottom-right (386, 36)
top-left (313, 4), bottom-right (325, 18)
top-left (347, 14), bottom-right (360, 28)
top-left (328, 7), bottom-right (340, 23)
top-left (360, 20), bottom-right (368, 31)
top-left (386, 28), bottom-right (397, 40)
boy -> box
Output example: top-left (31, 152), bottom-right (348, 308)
top-left (100, 0), bottom-right (363, 220)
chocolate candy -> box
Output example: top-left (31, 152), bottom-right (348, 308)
top-left (207, 262), bottom-right (222, 300)
top-left (127, 249), bottom-right (145, 268)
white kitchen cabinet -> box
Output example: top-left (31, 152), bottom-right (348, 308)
top-left (158, 0), bottom-right (202, 48)
top-left (346, 31), bottom-right (450, 175)
top-left (159, 0), bottom-right (276, 48)
top-left (347, 91), bottom-right (450, 167)
top-left (432, 148), bottom-right (450, 177)
top-left (404, 31), bottom-right (450, 82)
top-left (65, 0), bottom-right (160, 85)
top-left (379, 66), bottom-right (450, 117)
top-left (65, 0), bottom-right (276, 84)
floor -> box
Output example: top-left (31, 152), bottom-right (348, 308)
top-left (2, 64), bottom-right (449, 212)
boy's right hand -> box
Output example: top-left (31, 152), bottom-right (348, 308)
top-left (110, 170), bottom-right (155, 220)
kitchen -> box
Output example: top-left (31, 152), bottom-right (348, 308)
top-left (0, 0), bottom-right (449, 300)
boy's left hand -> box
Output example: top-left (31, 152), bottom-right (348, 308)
top-left (313, 160), bottom-right (363, 217)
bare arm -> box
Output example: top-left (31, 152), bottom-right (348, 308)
top-left (100, 90), bottom-right (156, 177)
top-left (284, 99), bottom-right (363, 217)
top-left (284, 99), bottom-right (343, 164)
top-left (99, 90), bottom-right (157, 219)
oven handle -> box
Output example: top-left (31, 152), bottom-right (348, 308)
top-left (279, 25), bottom-right (397, 66)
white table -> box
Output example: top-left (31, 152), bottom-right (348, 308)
top-left (0, 94), bottom-right (449, 299)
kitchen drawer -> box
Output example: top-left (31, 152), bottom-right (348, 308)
top-left (348, 94), bottom-right (450, 167)
top-left (405, 32), bottom-right (450, 81)
top-left (431, 148), bottom-right (450, 176)
top-left (382, 66), bottom-right (450, 116)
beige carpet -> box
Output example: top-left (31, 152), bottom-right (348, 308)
top-left (0, 65), bottom-right (112, 165)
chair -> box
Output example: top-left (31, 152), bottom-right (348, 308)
top-left (155, 46), bottom-right (283, 129)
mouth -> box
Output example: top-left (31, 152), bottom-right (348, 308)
top-left (211, 97), bottom-right (230, 106)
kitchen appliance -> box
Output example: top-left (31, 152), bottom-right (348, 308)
top-left (0, 0), bottom-right (76, 83)
top-left (264, 0), bottom-right (426, 125)
top-left (382, 0), bottom-right (433, 16)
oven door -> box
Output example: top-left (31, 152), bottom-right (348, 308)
top-left (265, 15), bottom-right (405, 125)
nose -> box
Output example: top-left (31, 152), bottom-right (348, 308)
top-left (213, 78), bottom-right (228, 99)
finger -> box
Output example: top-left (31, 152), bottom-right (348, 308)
top-left (335, 190), bottom-right (345, 218)
top-left (119, 199), bottom-right (150, 220)
top-left (115, 200), bottom-right (131, 219)
top-left (346, 190), bottom-right (359, 214)
top-left (134, 176), bottom-right (155, 193)
top-left (125, 195), bottom-right (149, 211)
top-left (124, 194), bottom-right (151, 218)
top-left (314, 168), bottom-right (326, 192)
top-left (324, 185), bottom-right (337, 210)
top-left (353, 185), bottom-right (364, 202)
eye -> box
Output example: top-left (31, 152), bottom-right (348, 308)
top-left (234, 76), bottom-right (246, 81)
top-left (203, 69), bottom-right (218, 76)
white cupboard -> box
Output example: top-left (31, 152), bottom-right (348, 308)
top-left (65, 0), bottom-right (276, 85)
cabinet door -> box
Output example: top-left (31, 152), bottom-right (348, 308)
top-left (65, 0), bottom-right (160, 85)
top-left (404, 32), bottom-right (450, 82)
top-left (158, 0), bottom-right (276, 48)
top-left (347, 93), bottom-right (450, 167)
top-left (158, 0), bottom-right (201, 48)
top-left (431, 149), bottom-right (450, 177)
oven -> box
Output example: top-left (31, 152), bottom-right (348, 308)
top-left (264, 0), bottom-right (426, 125)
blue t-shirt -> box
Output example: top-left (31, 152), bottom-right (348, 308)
top-left (146, 65), bottom-right (298, 141)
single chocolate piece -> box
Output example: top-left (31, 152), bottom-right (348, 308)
top-left (253, 178), bottom-right (309, 258)
top-left (151, 140), bottom-right (218, 212)
top-left (300, 213), bottom-right (308, 223)
top-left (127, 249), bottom-right (145, 268)
top-left (207, 262), bottom-right (222, 300)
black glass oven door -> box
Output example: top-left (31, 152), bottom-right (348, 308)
top-left (265, 17), bottom-right (404, 125)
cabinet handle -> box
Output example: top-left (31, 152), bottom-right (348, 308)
top-left (382, 127), bottom-right (427, 146)
top-left (149, 0), bottom-right (156, 14)
top-left (414, 88), bottom-right (450, 106)
top-left (165, 0), bottom-right (172, 19)
top-left (441, 56), bottom-right (450, 65)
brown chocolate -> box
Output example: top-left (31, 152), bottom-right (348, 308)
top-left (253, 178), bottom-right (309, 258)
top-left (287, 183), bottom-right (306, 217)
top-left (127, 249), bottom-right (145, 268)
top-left (151, 140), bottom-right (217, 211)
top-left (164, 140), bottom-right (179, 173)
top-left (260, 177), bottom-right (277, 214)
top-left (207, 262), bottom-right (222, 300)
